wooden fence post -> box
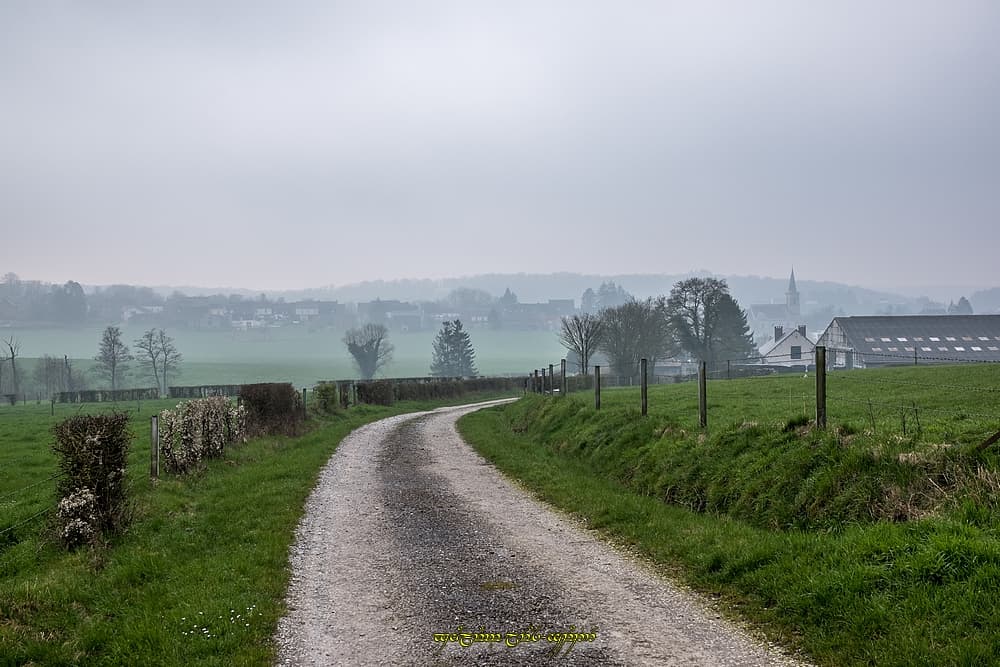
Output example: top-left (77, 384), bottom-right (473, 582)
top-left (534, 369), bottom-right (540, 394)
top-left (594, 365), bottom-right (601, 410)
top-left (150, 414), bottom-right (159, 479)
top-left (302, 387), bottom-right (308, 420)
top-left (698, 361), bottom-right (707, 429)
top-left (548, 364), bottom-right (554, 395)
top-left (560, 359), bottom-right (567, 395)
top-left (816, 346), bottom-right (827, 428)
top-left (640, 358), bottom-right (648, 416)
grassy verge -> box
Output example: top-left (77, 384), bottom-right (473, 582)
top-left (457, 367), bottom-right (1000, 666)
top-left (0, 391), bottom-right (515, 665)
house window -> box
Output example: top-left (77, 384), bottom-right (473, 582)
top-left (791, 346), bottom-right (802, 360)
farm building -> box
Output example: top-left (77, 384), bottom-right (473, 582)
top-left (759, 325), bottom-right (815, 366)
top-left (816, 315), bottom-right (1000, 368)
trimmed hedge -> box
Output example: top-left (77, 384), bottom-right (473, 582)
top-left (168, 385), bottom-right (243, 399)
top-left (51, 413), bottom-right (132, 547)
top-left (55, 388), bottom-right (159, 403)
top-left (352, 376), bottom-right (518, 405)
top-left (159, 397), bottom-right (246, 474)
top-left (239, 383), bottom-right (303, 435)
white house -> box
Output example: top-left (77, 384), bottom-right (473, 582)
top-left (758, 325), bottom-right (815, 366)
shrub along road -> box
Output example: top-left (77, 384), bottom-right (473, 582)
top-left (274, 400), bottom-right (804, 666)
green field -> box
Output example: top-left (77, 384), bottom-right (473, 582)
top-left (0, 391), bottom-right (517, 665)
top-left (3, 325), bottom-right (564, 390)
top-left (458, 364), bottom-right (1000, 666)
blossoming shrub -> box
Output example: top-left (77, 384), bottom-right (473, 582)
top-left (52, 412), bottom-right (132, 547)
top-left (159, 397), bottom-right (246, 474)
top-left (57, 488), bottom-right (98, 548)
top-left (239, 383), bottom-right (303, 435)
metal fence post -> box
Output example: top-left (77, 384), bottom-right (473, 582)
top-left (698, 361), bottom-right (707, 429)
top-left (640, 358), bottom-right (648, 416)
top-left (816, 346), bottom-right (827, 428)
top-left (594, 365), bottom-right (601, 410)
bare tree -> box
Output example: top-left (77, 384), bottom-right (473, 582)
top-left (134, 328), bottom-right (182, 395)
top-left (558, 313), bottom-right (604, 375)
top-left (32, 354), bottom-right (63, 398)
top-left (157, 329), bottom-right (182, 394)
top-left (666, 277), bottom-right (739, 369)
top-left (3, 336), bottom-right (20, 397)
top-left (598, 298), bottom-right (674, 379)
top-left (134, 329), bottom-right (162, 394)
top-left (95, 326), bottom-right (132, 391)
top-left (343, 324), bottom-right (394, 379)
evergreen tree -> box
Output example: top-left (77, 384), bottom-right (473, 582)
top-left (712, 294), bottom-right (756, 364)
top-left (430, 320), bottom-right (477, 377)
top-left (666, 278), bottom-right (753, 370)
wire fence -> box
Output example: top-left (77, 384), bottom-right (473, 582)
top-left (0, 473), bottom-right (58, 544)
top-left (527, 347), bottom-right (1000, 446)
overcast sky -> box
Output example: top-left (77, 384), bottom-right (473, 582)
top-left (2, 1), bottom-right (998, 292)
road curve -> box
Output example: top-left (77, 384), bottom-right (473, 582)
top-left (274, 400), bottom-right (805, 666)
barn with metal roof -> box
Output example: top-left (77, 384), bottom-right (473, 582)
top-left (816, 315), bottom-right (1000, 368)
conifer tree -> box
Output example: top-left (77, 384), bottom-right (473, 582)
top-left (430, 320), bottom-right (477, 377)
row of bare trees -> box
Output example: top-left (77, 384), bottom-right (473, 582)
top-left (558, 278), bottom-right (756, 378)
top-left (93, 326), bottom-right (182, 394)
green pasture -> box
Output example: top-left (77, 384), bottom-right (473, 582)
top-left (4, 325), bottom-right (563, 390)
top-left (0, 391), bottom-right (517, 665)
top-left (459, 363), bottom-right (1000, 666)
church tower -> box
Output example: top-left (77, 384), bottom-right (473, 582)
top-left (785, 268), bottom-right (800, 317)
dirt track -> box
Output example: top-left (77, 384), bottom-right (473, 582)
top-left (274, 400), bottom-right (805, 666)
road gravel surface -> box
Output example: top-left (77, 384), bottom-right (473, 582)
top-left (275, 400), bottom-right (806, 666)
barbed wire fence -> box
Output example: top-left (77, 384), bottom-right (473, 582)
top-left (0, 472), bottom-right (58, 547)
top-left (527, 347), bottom-right (1000, 446)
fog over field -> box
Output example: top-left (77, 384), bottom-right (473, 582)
top-left (2, 2), bottom-right (999, 291)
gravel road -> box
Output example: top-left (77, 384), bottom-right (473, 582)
top-left (274, 400), bottom-right (806, 666)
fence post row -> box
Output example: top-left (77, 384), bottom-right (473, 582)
top-left (815, 345), bottom-right (827, 429)
top-left (698, 361), bottom-right (707, 429)
top-left (640, 358), bottom-right (648, 416)
top-left (594, 365), bottom-right (601, 410)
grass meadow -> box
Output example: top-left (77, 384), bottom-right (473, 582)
top-left (4, 324), bottom-right (564, 390)
top-left (0, 391), bottom-right (517, 665)
top-left (459, 364), bottom-right (1000, 666)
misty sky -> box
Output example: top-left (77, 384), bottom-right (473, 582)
top-left (2, 2), bottom-right (998, 291)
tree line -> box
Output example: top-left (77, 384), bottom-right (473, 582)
top-left (558, 278), bottom-right (755, 378)
top-left (0, 327), bottom-right (184, 399)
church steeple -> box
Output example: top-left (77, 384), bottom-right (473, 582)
top-left (786, 268), bottom-right (800, 316)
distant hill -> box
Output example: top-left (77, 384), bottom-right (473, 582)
top-left (121, 272), bottom-right (989, 316)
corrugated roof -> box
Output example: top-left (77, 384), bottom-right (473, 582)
top-left (825, 315), bottom-right (1000, 363)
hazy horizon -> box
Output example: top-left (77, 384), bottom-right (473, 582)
top-left (3, 2), bottom-right (998, 290)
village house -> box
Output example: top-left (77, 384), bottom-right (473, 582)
top-left (758, 325), bottom-right (815, 367)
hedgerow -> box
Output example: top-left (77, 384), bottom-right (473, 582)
top-left (51, 412), bottom-right (132, 548)
top-left (159, 397), bottom-right (246, 474)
